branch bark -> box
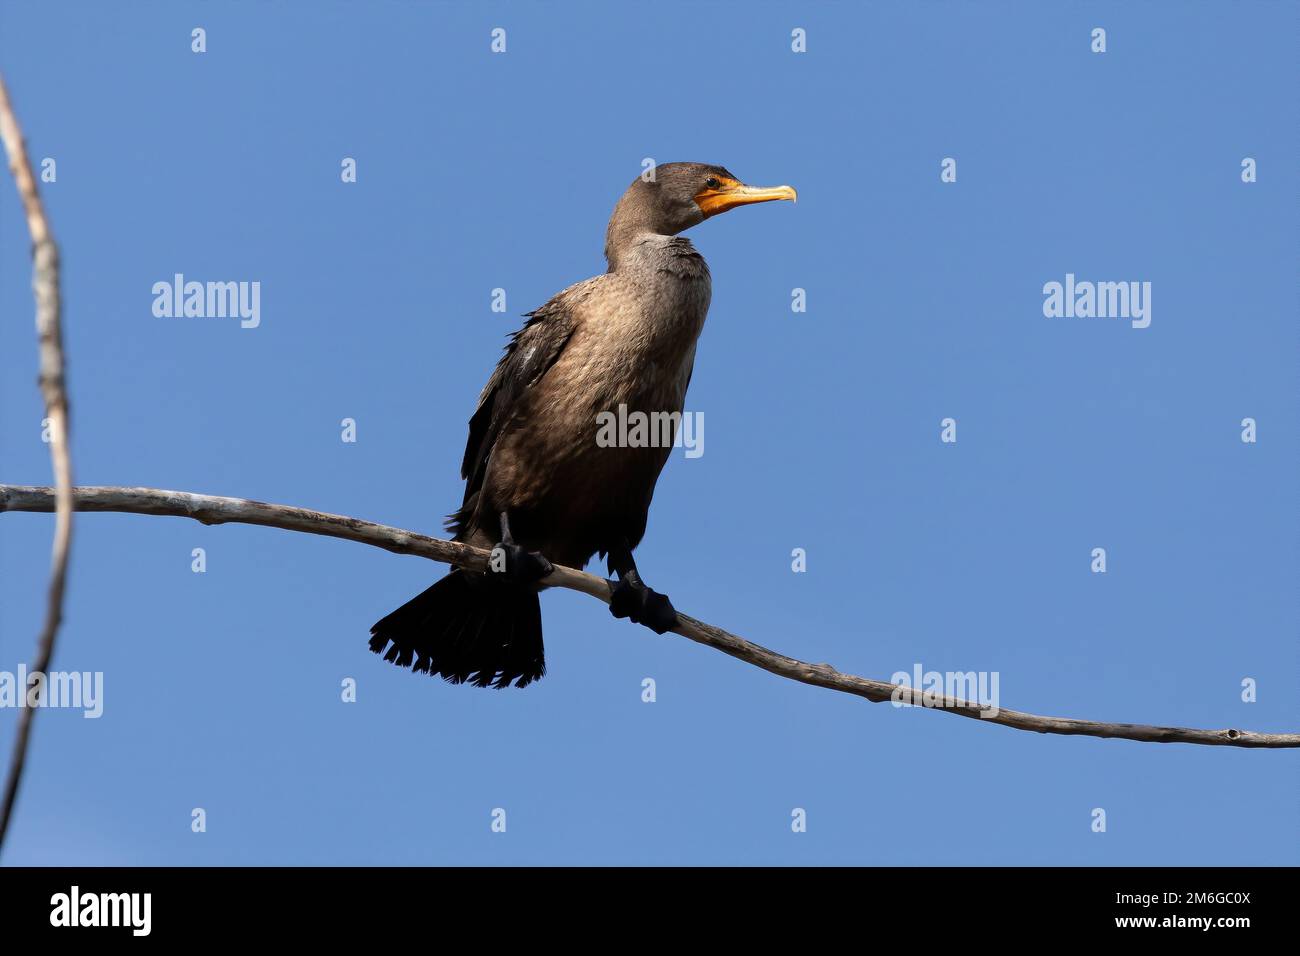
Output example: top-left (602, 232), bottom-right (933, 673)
top-left (3, 484), bottom-right (1295, 749)
top-left (0, 77), bottom-right (73, 852)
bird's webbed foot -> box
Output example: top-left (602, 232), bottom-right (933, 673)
top-left (488, 512), bottom-right (553, 585)
top-left (609, 571), bottom-right (679, 634)
top-left (488, 541), bottom-right (553, 584)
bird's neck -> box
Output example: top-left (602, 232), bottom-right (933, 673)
top-left (604, 233), bottom-right (713, 360)
top-left (605, 228), bottom-right (701, 275)
top-left (605, 219), bottom-right (651, 271)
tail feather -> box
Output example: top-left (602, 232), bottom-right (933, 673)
top-left (369, 570), bottom-right (545, 689)
top-left (492, 593), bottom-right (543, 689)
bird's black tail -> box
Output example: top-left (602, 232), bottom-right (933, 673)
top-left (368, 570), bottom-right (545, 689)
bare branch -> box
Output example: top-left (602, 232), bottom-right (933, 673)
top-left (3, 485), bottom-right (1295, 750)
top-left (0, 76), bottom-right (74, 852)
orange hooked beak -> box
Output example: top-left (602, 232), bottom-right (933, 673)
top-left (694, 176), bottom-right (798, 218)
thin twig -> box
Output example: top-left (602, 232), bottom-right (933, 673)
top-left (2, 485), bottom-right (1295, 750)
top-left (0, 76), bottom-right (73, 853)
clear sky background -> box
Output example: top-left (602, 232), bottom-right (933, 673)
top-left (0, 1), bottom-right (1295, 865)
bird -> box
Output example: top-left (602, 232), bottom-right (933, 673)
top-left (368, 162), bottom-right (796, 688)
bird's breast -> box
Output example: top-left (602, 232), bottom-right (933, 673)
top-left (480, 257), bottom-right (711, 558)
top-left (582, 270), bottom-right (709, 412)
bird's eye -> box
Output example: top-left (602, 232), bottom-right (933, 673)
top-left (705, 177), bottom-right (720, 189)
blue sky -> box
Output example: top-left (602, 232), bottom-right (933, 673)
top-left (0, 1), bottom-right (1295, 865)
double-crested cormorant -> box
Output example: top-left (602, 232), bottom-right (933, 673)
top-left (369, 163), bottom-right (796, 687)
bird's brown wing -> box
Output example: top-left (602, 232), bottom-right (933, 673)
top-left (456, 298), bottom-right (578, 517)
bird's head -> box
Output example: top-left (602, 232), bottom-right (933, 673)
top-left (605, 162), bottom-right (796, 268)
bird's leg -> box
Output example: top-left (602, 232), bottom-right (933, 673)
top-left (607, 540), bottom-right (679, 634)
top-left (488, 511), bottom-right (553, 584)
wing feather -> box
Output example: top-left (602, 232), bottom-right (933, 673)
top-left (457, 298), bottom-right (578, 511)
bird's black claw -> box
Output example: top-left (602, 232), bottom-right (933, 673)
top-left (609, 577), bottom-right (679, 634)
top-left (640, 590), bottom-right (679, 634)
top-left (488, 541), bottom-right (553, 584)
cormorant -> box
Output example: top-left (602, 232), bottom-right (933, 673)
top-left (368, 162), bottom-right (796, 687)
